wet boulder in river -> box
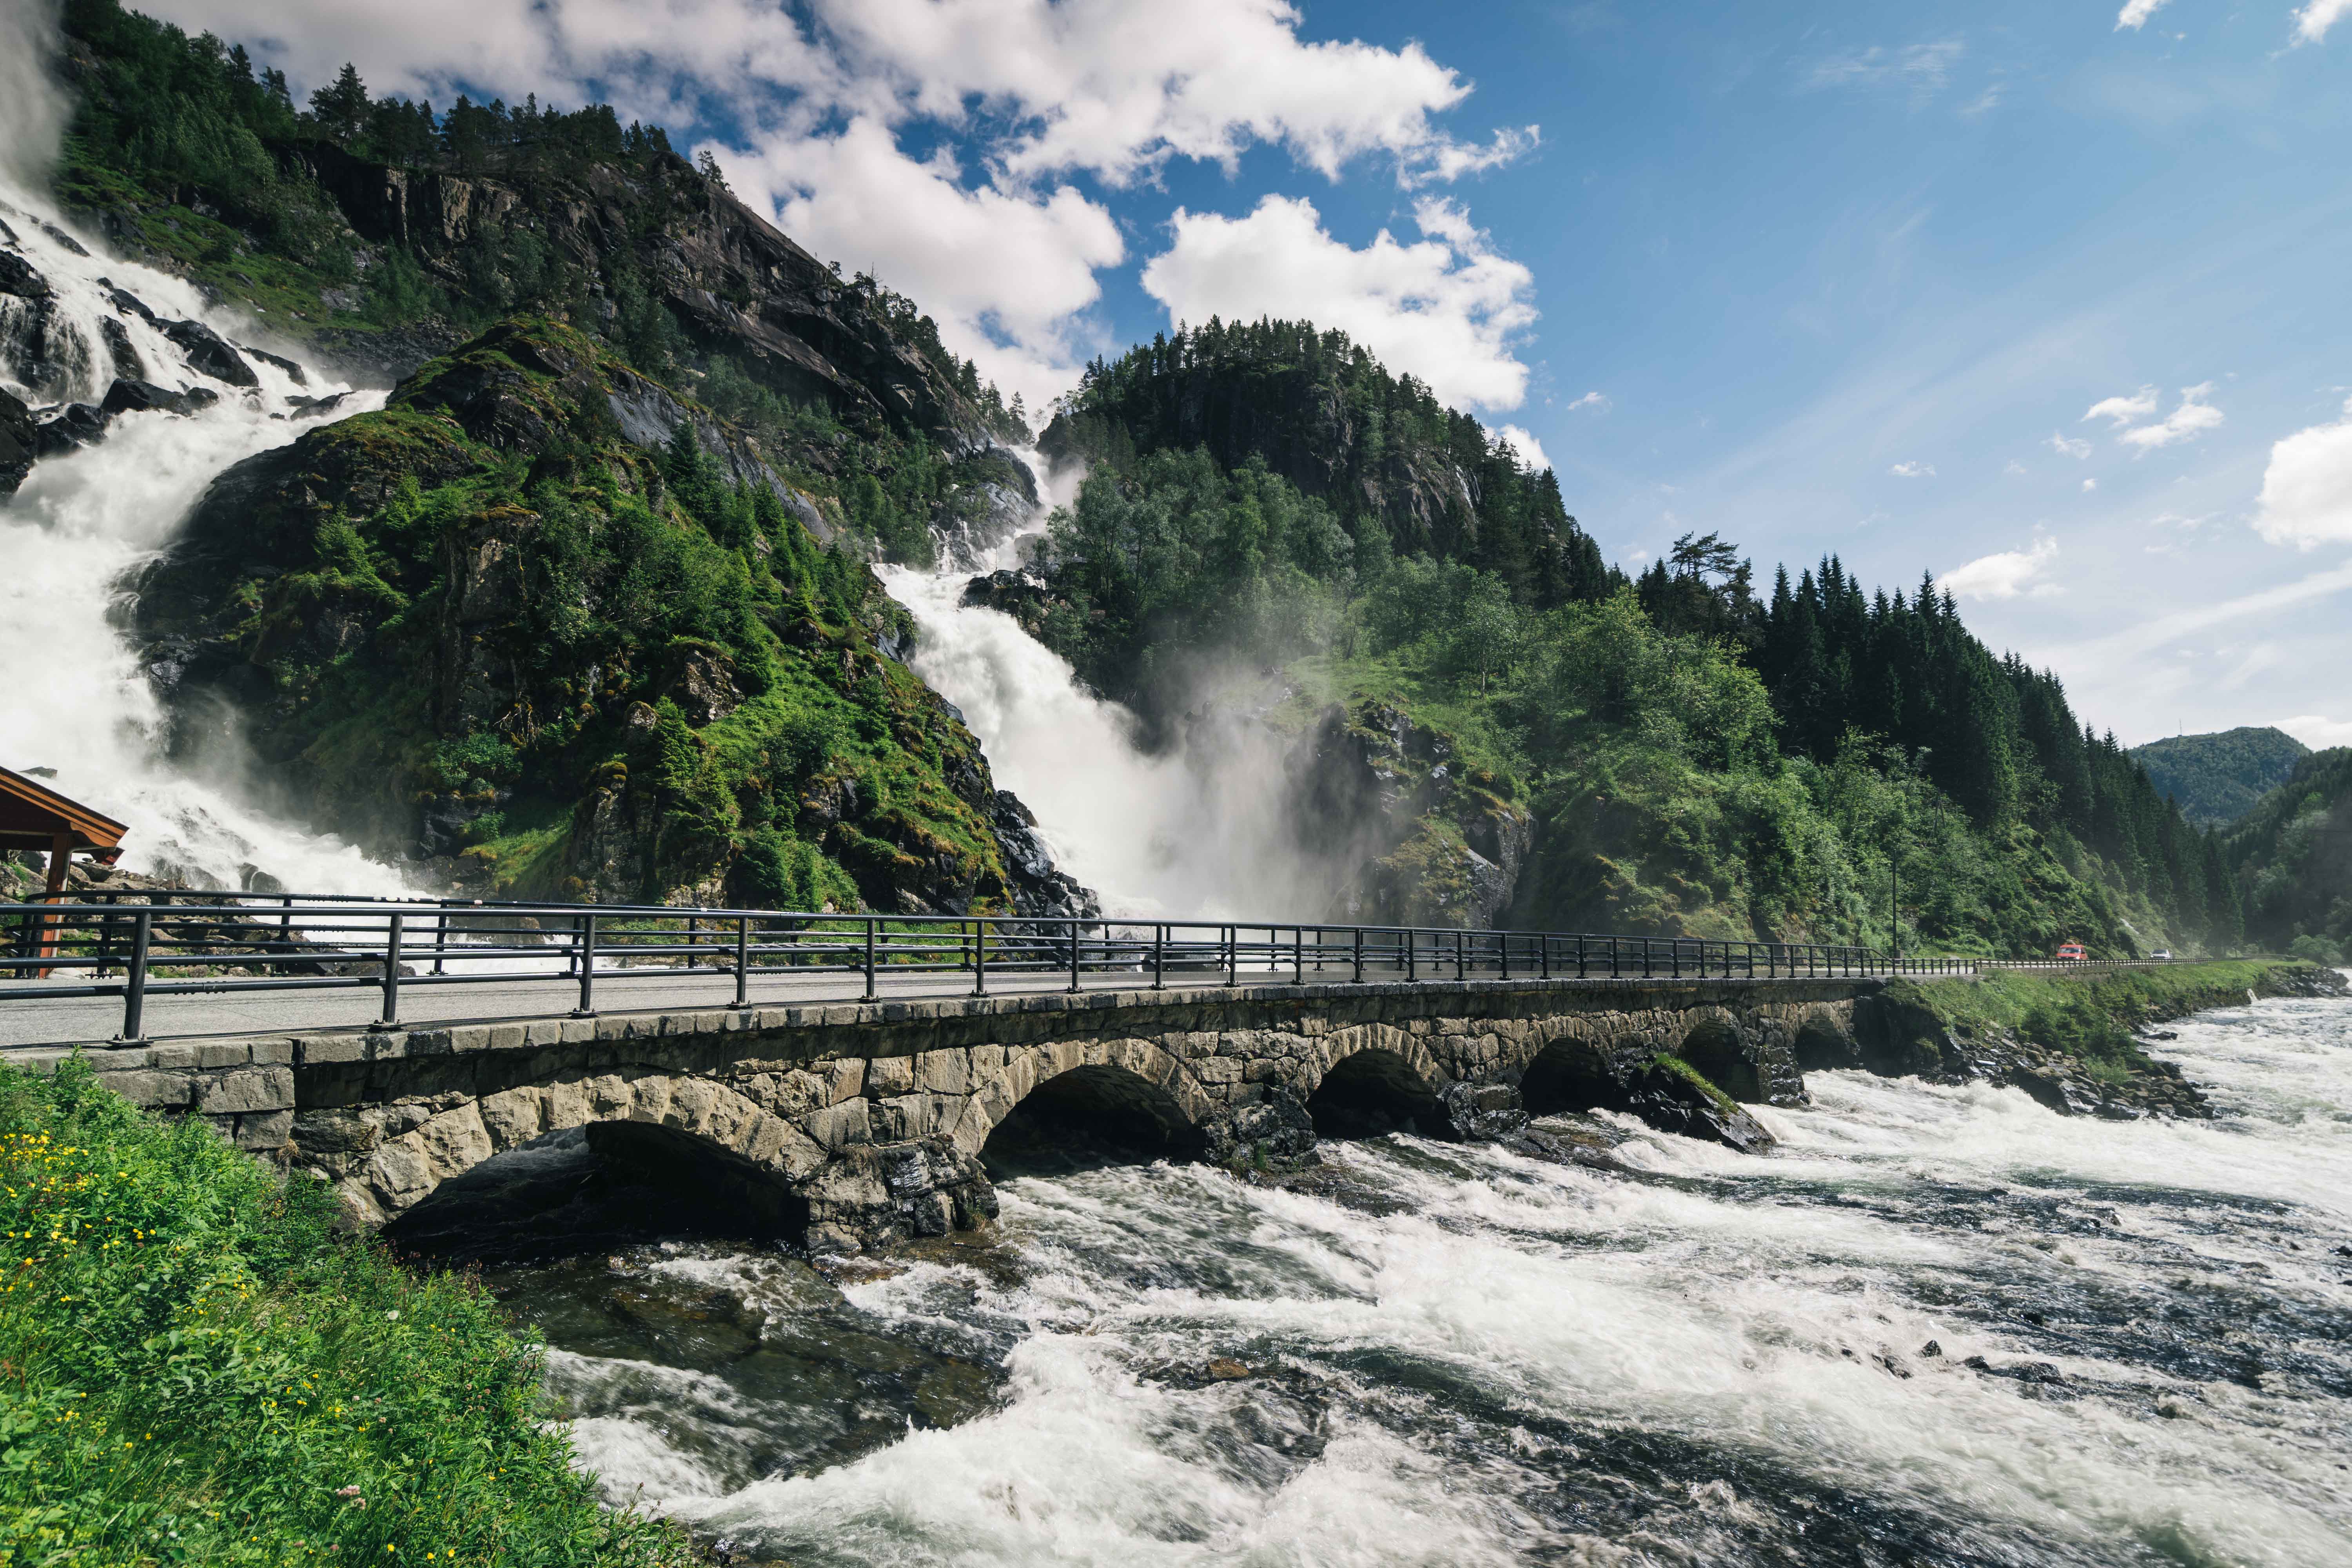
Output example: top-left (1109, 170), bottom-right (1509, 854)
top-left (160, 317), bottom-right (258, 387)
top-left (101, 378), bottom-right (218, 417)
top-left (0, 388), bottom-right (33, 496)
top-left (32, 401), bottom-right (109, 457)
top-left (0, 251), bottom-right (51, 300)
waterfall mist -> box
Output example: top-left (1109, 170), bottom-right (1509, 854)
top-left (880, 454), bottom-right (1377, 922)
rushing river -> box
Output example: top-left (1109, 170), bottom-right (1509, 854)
top-left (463, 986), bottom-right (2352, 1567)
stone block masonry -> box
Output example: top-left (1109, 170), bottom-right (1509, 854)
top-left (2, 976), bottom-right (1888, 1254)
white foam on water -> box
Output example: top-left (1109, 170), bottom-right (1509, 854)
top-left (560, 993), bottom-right (2352, 1567)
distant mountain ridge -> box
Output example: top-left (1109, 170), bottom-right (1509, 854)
top-left (2129, 727), bottom-right (2311, 828)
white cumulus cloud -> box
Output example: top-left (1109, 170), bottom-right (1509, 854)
top-left (2047, 432), bottom-right (2092, 459)
top-left (148, 0), bottom-right (1536, 412)
top-left (2118, 383), bottom-right (2225, 452)
top-left (2083, 478), bottom-right (2100, 492)
top-left (1944, 536), bottom-right (2062, 600)
top-left (724, 121), bottom-right (1125, 412)
top-left (2294, 0), bottom-right (2352, 45)
top-left (1496, 425), bottom-right (1552, 473)
top-left (2253, 396), bottom-right (2352, 550)
top-left (1141, 194), bottom-right (1538, 411)
top-left (1889, 461), bottom-right (1936, 478)
top-left (2276, 713), bottom-right (2352, 748)
top-left (2115, 0), bottom-right (2172, 30)
top-left (1566, 391), bottom-right (1610, 412)
top-left (2083, 386), bottom-right (2160, 426)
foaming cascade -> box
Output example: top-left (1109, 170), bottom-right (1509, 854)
top-left (879, 452), bottom-right (1353, 921)
top-left (500, 991), bottom-right (2352, 1567)
top-left (0, 168), bottom-right (407, 893)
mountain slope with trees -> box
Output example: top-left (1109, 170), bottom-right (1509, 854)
top-left (2224, 747), bottom-right (2352, 964)
top-left (1014, 338), bottom-right (2243, 958)
top-left (2129, 726), bottom-right (2310, 828)
top-left (36, 0), bottom-right (1080, 913)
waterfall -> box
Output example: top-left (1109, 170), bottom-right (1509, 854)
top-left (878, 454), bottom-right (1352, 923)
top-left (0, 177), bottom-right (410, 895)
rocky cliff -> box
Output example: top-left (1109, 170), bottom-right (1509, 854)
top-left (126, 316), bottom-right (1085, 915)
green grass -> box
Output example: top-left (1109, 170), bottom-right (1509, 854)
top-left (1907, 960), bottom-right (2285, 1074)
top-left (0, 1060), bottom-right (688, 1567)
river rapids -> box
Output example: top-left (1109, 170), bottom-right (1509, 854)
top-left (464, 987), bottom-right (2352, 1567)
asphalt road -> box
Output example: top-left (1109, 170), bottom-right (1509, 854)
top-left (0, 959), bottom-right (1433, 1048)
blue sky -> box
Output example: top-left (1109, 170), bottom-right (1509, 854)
top-left (155, 0), bottom-right (2352, 746)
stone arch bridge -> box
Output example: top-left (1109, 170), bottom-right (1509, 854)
top-left (31, 976), bottom-right (1922, 1252)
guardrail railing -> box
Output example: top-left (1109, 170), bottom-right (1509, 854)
top-left (0, 888), bottom-right (2164, 1043)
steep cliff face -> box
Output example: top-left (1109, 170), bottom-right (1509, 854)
top-left (127, 317), bottom-right (1074, 914)
top-left (1290, 699), bottom-right (1533, 929)
top-left (278, 143), bottom-right (1005, 454)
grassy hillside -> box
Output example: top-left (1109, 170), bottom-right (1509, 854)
top-left (0, 1056), bottom-right (686, 1564)
top-left (2130, 726), bottom-right (2310, 828)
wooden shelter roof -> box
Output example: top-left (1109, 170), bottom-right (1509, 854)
top-left (0, 766), bottom-right (127, 860)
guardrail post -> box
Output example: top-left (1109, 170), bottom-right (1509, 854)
top-left (116, 911), bottom-right (152, 1043)
top-left (1454, 929), bottom-right (1465, 982)
top-left (1292, 926), bottom-right (1303, 986)
top-left (864, 917), bottom-right (877, 1001)
top-left (432, 908), bottom-right (449, 976)
top-left (1225, 925), bottom-right (1238, 989)
top-left (735, 916), bottom-right (750, 1007)
top-left (973, 920), bottom-right (989, 997)
top-left (1540, 934), bottom-right (1550, 981)
top-left (1405, 929), bottom-right (1417, 983)
top-left (377, 912), bottom-right (404, 1028)
top-left (1499, 931), bottom-right (1511, 982)
top-left (572, 914), bottom-right (597, 1017)
top-left (1154, 924), bottom-right (1166, 990)
top-left (686, 913), bottom-right (700, 971)
top-left (1068, 917), bottom-right (1083, 994)
top-left (1351, 927), bottom-right (1362, 984)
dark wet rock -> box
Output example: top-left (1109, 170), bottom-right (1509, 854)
top-left (0, 251), bottom-right (50, 300)
top-left (101, 282), bottom-right (158, 323)
top-left (1920, 1339), bottom-right (1943, 1358)
top-left (1624, 1057), bottom-right (1776, 1154)
top-left (0, 388), bottom-right (32, 497)
top-left (38, 221), bottom-right (89, 257)
top-left (962, 568), bottom-right (1054, 638)
top-left (285, 391), bottom-right (349, 419)
top-left (32, 401), bottom-right (109, 457)
top-left (97, 314), bottom-right (142, 379)
top-left (240, 344), bottom-right (307, 385)
top-left (100, 377), bottom-right (217, 417)
top-left (161, 317), bottom-right (258, 386)
top-left (990, 789), bottom-right (1100, 920)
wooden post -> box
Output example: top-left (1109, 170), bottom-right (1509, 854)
top-left (34, 829), bottom-right (69, 978)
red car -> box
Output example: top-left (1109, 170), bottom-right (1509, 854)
top-left (2055, 943), bottom-right (2087, 962)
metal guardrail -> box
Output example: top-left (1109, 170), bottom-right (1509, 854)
top-left (0, 889), bottom-right (2163, 1043)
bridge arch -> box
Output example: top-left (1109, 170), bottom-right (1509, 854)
top-left (962, 1040), bottom-right (1211, 1178)
top-left (1304, 1031), bottom-right (1455, 1141)
top-left (1673, 1007), bottom-right (1761, 1101)
top-left (320, 1070), bottom-right (823, 1232)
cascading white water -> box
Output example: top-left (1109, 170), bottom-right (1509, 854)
top-left (0, 178), bottom-right (407, 894)
top-left (497, 986), bottom-right (2352, 1567)
top-left (879, 456), bottom-right (1350, 922)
